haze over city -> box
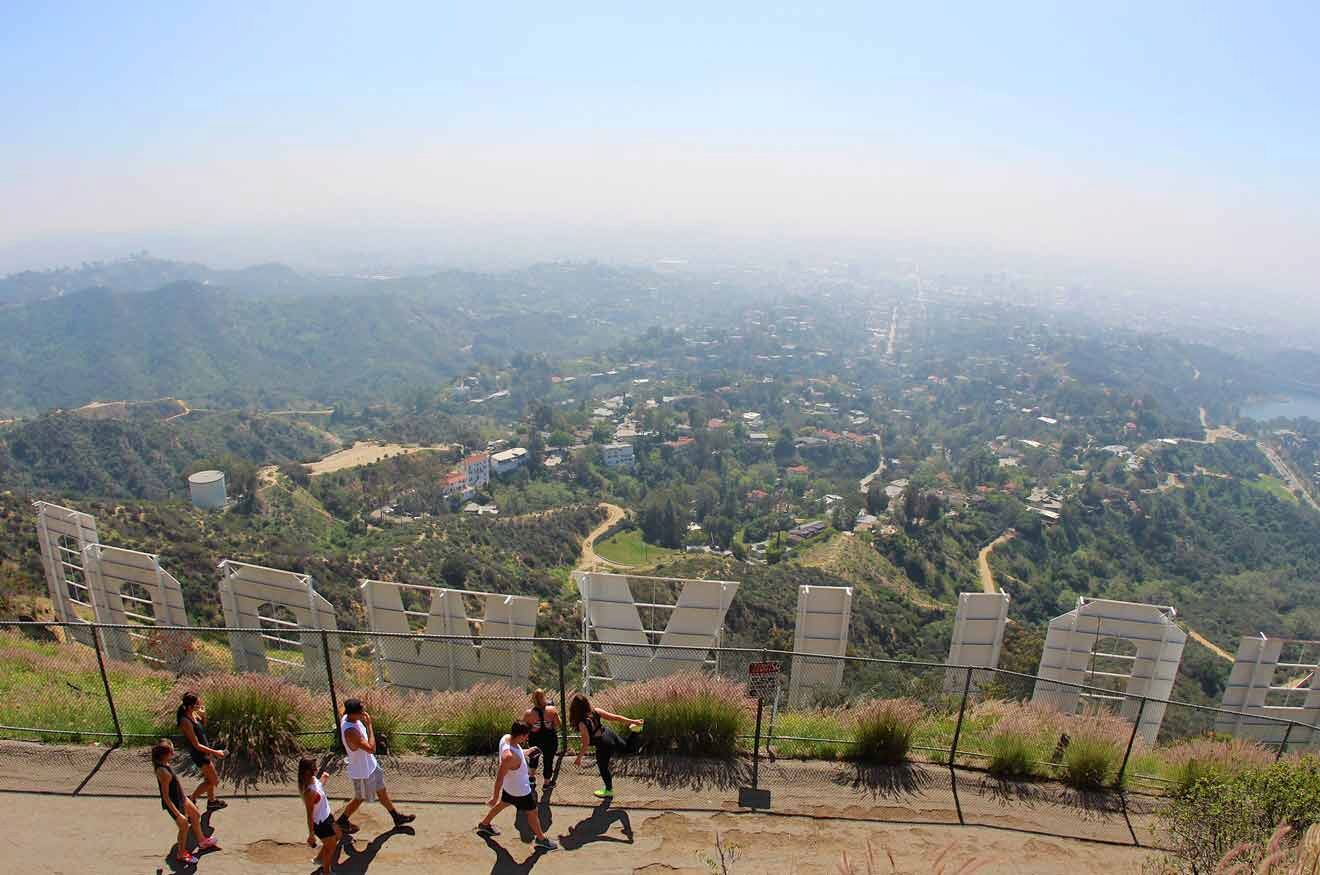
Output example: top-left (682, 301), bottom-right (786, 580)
top-left (2, 3), bottom-right (1317, 306)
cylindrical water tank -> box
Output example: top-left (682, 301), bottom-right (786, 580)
top-left (188, 470), bottom-right (227, 510)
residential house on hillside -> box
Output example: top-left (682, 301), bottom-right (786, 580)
top-left (788, 520), bottom-right (827, 541)
top-left (441, 470), bottom-right (470, 499)
top-left (492, 447), bottom-right (528, 475)
top-left (601, 442), bottom-right (635, 468)
top-left (463, 452), bottom-right (490, 491)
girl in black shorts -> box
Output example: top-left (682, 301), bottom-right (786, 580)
top-left (177, 691), bottom-right (227, 810)
top-left (522, 688), bottom-right (560, 788)
top-left (568, 692), bottom-right (644, 799)
top-left (153, 739), bottom-right (218, 866)
top-left (298, 757), bottom-right (341, 875)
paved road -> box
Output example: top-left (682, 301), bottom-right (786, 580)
top-left (4, 793), bottom-right (1156, 875)
top-left (1259, 441), bottom-right (1320, 512)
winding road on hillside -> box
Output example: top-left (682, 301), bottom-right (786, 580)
top-left (977, 530), bottom-right (1016, 594)
top-left (1185, 626), bottom-right (1235, 663)
top-left (576, 502), bottom-right (632, 570)
top-left (1259, 441), bottom-right (1320, 513)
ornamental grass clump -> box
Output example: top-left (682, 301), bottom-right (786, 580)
top-left (986, 711), bottom-right (1043, 779)
top-left (983, 703), bottom-right (1060, 779)
top-left (1161, 736), bottom-right (1275, 797)
top-left (1057, 711), bottom-right (1131, 790)
top-left (418, 683), bottom-right (526, 756)
top-left (160, 674), bottom-right (313, 778)
top-left (596, 672), bottom-right (750, 758)
top-left (769, 709), bottom-right (849, 760)
top-left (850, 699), bottom-right (925, 766)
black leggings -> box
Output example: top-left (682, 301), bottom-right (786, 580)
top-left (594, 727), bottom-right (642, 791)
top-left (531, 734), bottom-right (557, 782)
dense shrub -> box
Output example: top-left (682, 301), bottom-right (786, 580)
top-left (850, 699), bottom-right (924, 765)
top-left (161, 675), bottom-right (313, 777)
top-left (1157, 757), bottom-right (1320, 874)
top-left (596, 672), bottom-right (751, 758)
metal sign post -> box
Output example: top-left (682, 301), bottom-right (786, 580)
top-left (739, 661), bottom-right (779, 809)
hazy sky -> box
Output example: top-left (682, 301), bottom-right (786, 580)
top-left (2, 3), bottom-right (1317, 290)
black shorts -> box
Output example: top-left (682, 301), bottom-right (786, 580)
top-left (190, 753), bottom-right (212, 768)
top-left (501, 790), bottom-right (537, 812)
top-left (313, 816), bottom-right (337, 840)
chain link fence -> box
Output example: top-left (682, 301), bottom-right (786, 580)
top-left (0, 619), bottom-right (1314, 845)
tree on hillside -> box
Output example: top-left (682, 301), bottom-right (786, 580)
top-left (640, 489), bottom-right (689, 549)
top-left (526, 430), bottom-right (545, 475)
top-left (866, 482), bottom-right (889, 515)
top-left (440, 556), bottom-right (468, 588)
top-left (774, 428), bottom-right (797, 464)
top-left (831, 502), bottom-right (853, 532)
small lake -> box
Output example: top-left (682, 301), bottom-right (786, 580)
top-left (1241, 395), bottom-right (1320, 422)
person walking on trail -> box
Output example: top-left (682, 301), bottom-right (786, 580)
top-left (153, 739), bottom-right (219, 867)
top-left (335, 699), bottom-right (416, 834)
top-left (298, 757), bottom-right (342, 875)
top-left (176, 691), bottom-right (227, 811)
top-left (475, 720), bottom-right (559, 852)
top-left (568, 692), bottom-right (644, 799)
top-left (523, 688), bottom-right (560, 789)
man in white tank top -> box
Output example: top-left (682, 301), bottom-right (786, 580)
top-left (475, 720), bottom-right (558, 852)
top-left (334, 699), bottom-right (416, 834)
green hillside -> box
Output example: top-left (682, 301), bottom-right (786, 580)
top-left (0, 410), bottom-right (335, 499)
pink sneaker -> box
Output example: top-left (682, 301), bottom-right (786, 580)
top-left (177, 852), bottom-right (199, 865)
top-left (197, 836), bottom-right (220, 851)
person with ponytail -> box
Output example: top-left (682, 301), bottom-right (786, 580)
top-left (153, 739), bottom-right (219, 866)
top-left (176, 691), bottom-right (227, 810)
top-left (522, 688), bottom-right (560, 789)
top-left (298, 757), bottom-right (341, 875)
top-left (568, 692), bottom-right (643, 799)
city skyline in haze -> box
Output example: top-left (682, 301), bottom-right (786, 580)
top-left (2, 3), bottom-right (1316, 297)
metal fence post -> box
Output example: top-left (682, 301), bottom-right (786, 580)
top-left (557, 639), bottom-right (569, 752)
top-left (948, 667), bottom-right (973, 767)
top-left (320, 630), bottom-right (341, 752)
top-left (91, 625), bottom-right (123, 746)
top-left (1116, 698), bottom-right (1146, 787)
top-left (1276, 723), bottom-right (1294, 762)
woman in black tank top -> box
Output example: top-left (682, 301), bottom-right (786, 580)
top-left (522, 689), bottom-right (560, 788)
top-left (176, 691), bottom-right (227, 810)
top-left (153, 739), bottom-right (219, 865)
top-left (567, 692), bottom-right (644, 799)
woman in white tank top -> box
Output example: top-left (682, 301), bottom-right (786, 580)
top-left (476, 720), bottom-right (558, 851)
top-left (298, 757), bottom-right (341, 875)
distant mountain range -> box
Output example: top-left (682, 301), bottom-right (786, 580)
top-left (0, 255), bottom-right (369, 308)
top-left (0, 257), bottom-right (728, 415)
